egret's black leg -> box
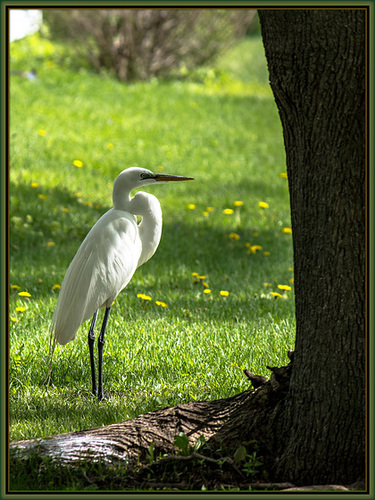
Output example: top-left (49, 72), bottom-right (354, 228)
top-left (88, 310), bottom-right (98, 396)
top-left (97, 307), bottom-right (111, 400)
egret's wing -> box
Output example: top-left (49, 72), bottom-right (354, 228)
top-left (52, 210), bottom-right (141, 345)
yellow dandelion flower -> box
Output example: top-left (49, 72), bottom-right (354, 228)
top-left (38, 194), bottom-right (47, 200)
top-left (263, 251), bottom-right (271, 256)
top-left (223, 208), bottom-right (234, 215)
top-left (191, 272), bottom-right (199, 277)
top-left (10, 316), bottom-right (18, 322)
top-left (73, 160), bottom-right (83, 168)
top-left (278, 285), bottom-right (292, 291)
top-left (47, 241), bottom-right (55, 247)
top-left (11, 284), bottom-right (20, 290)
top-left (220, 290), bottom-right (229, 297)
top-left (281, 172), bottom-right (288, 179)
top-left (288, 267), bottom-right (294, 272)
top-left (250, 245), bottom-right (262, 253)
top-left (85, 201), bottom-right (93, 207)
top-left (283, 227), bottom-right (292, 234)
top-left (155, 301), bottom-right (168, 308)
top-left (206, 207), bottom-right (214, 212)
top-left (258, 201), bottom-right (269, 209)
top-left (203, 289), bottom-right (211, 294)
top-left (234, 201), bottom-right (243, 207)
top-left (264, 282), bottom-right (272, 287)
top-left (187, 204), bottom-right (196, 210)
top-left (270, 292), bottom-right (282, 298)
top-left (52, 284), bottom-right (61, 290)
top-left (16, 306), bottom-right (26, 312)
top-left (198, 275), bottom-right (206, 280)
top-left (137, 293), bottom-right (152, 301)
top-left (107, 143), bottom-right (114, 150)
top-left (157, 166), bottom-right (164, 172)
top-left (74, 193), bottom-right (81, 198)
top-left (289, 278), bottom-right (294, 284)
top-left (203, 211), bottom-right (209, 217)
top-left (229, 232), bottom-right (240, 241)
top-left (202, 282), bottom-right (209, 288)
top-left (38, 129), bottom-right (47, 136)
top-left (18, 291), bottom-right (31, 297)
top-left (31, 182), bottom-right (39, 188)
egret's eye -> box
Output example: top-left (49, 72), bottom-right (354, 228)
top-left (140, 172), bottom-right (152, 180)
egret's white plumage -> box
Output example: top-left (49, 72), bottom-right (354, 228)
top-left (48, 167), bottom-right (193, 399)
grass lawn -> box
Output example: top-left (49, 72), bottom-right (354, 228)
top-left (9, 34), bottom-right (295, 445)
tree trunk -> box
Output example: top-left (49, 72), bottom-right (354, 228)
top-left (258, 9), bottom-right (366, 485)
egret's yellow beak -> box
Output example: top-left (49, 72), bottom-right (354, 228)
top-left (154, 174), bottom-right (194, 182)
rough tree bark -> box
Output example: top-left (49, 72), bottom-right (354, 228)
top-left (9, 8), bottom-right (367, 491)
top-left (258, 9), bottom-right (366, 484)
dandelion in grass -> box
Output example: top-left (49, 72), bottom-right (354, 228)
top-left (206, 207), bottom-right (214, 212)
top-left (38, 194), bottom-right (47, 200)
top-left (204, 289), bottom-right (211, 294)
top-left (283, 227), bottom-right (292, 234)
top-left (47, 241), bottom-right (55, 247)
top-left (11, 284), bottom-right (20, 290)
top-left (16, 306), bottom-right (26, 312)
top-left (248, 245), bottom-right (262, 254)
top-left (270, 292), bottom-right (282, 298)
top-left (223, 208), bottom-right (234, 215)
top-left (264, 282), bottom-right (273, 287)
top-left (289, 267), bottom-right (294, 272)
top-left (229, 232), bottom-right (240, 241)
top-left (278, 285), bottom-right (292, 291)
top-left (191, 272), bottom-right (199, 277)
top-left (85, 201), bottom-right (93, 207)
top-left (203, 211), bottom-right (209, 217)
top-left (263, 251), bottom-right (271, 256)
top-left (155, 301), bottom-right (168, 308)
top-left (107, 143), bottom-right (114, 150)
top-left (38, 129), bottom-right (47, 136)
top-left (258, 201), bottom-right (269, 209)
top-left (73, 160), bottom-right (83, 168)
top-left (234, 201), bottom-right (243, 207)
top-left (74, 192), bottom-right (81, 198)
top-left (31, 182), bottom-right (39, 188)
top-left (52, 284), bottom-right (61, 291)
top-left (137, 293), bottom-right (152, 301)
top-left (198, 275), bottom-right (206, 280)
top-left (187, 204), bottom-right (196, 210)
top-left (18, 291), bottom-right (31, 297)
top-left (220, 290), bottom-right (229, 297)
top-left (10, 316), bottom-right (18, 323)
top-left (281, 172), bottom-right (288, 179)
top-left (202, 282), bottom-right (210, 288)
top-left (289, 278), bottom-right (294, 284)
top-left (157, 166), bottom-right (164, 172)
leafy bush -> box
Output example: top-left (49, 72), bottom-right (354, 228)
top-left (42, 9), bottom-right (256, 81)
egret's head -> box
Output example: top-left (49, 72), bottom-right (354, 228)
top-left (112, 167), bottom-right (193, 209)
top-left (115, 167), bottom-right (193, 190)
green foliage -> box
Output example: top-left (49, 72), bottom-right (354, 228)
top-left (9, 32), bottom-right (294, 482)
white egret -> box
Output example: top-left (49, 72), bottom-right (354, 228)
top-left (49, 167), bottom-right (193, 399)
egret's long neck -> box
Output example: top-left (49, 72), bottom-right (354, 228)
top-left (129, 192), bottom-right (163, 268)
